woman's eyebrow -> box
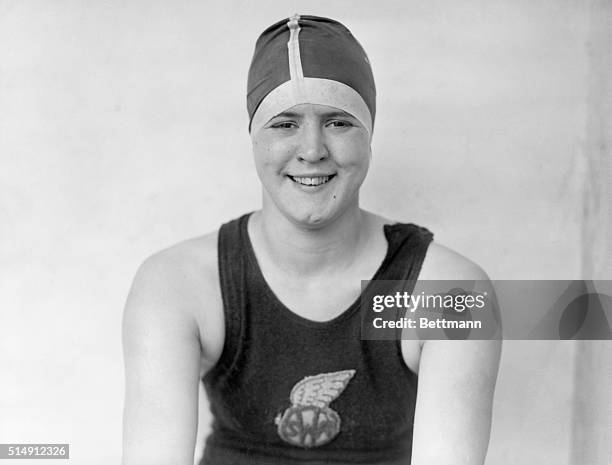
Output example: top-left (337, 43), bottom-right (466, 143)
top-left (322, 110), bottom-right (356, 119)
top-left (268, 110), bottom-right (357, 121)
top-left (270, 111), bottom-right (301, 119)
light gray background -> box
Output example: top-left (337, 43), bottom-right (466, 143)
top-left (1, 1), bottom-right (611, 464)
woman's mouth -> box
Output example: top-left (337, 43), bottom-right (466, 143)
top-left (288, 174), bottom-right (336, 186)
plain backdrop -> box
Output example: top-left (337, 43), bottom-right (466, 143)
top-left (1, 1), bottom-right (611, 464)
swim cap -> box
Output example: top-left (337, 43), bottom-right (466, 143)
top-left (247, 14), bottom-right (376, 136)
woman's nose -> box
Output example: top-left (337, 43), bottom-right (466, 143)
top-left (297, 124), bottom-right (329, 163)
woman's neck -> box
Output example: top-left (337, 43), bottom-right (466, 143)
top-left (249, 205), bottom-right (372, 278)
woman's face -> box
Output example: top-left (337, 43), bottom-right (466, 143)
top-left (251, 103), bottom-right (371, 228)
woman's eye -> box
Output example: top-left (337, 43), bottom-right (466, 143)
top-left (328, 120), bottom-right (352, 128)
top-left (272, 122), bottom-right (297, 129)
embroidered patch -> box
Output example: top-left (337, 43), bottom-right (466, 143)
top-left (275, 369), bottom-right (356, 448)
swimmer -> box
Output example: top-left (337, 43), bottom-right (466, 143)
top-left (122, 14), bottom-right (501, 465)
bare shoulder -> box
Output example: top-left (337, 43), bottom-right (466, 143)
top-left (148, 230), bottom-right (218, 284)
top-left (408, 241), bottom-right (501, 361)
top-left (124, 229), bottom-right (223, 368)
top-left (128, 230), bottom-right (219, 310)
top-left (367, 212), bottom-right (488, 281)
top-left (419, 241), bottom-right (490, 281)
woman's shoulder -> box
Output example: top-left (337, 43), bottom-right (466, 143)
top-left (125, 228), bottom-right (221, 332)
top-left (420, 241), bottom-right (490, 281)
top-left (374, 211), bottom-right (487, 281)
top-left (125, 228), bottom-right (225, 369)
top-left (136, 229), bottom-right (219, 290)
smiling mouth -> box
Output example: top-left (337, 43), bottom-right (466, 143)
top-left (288, 175), bottom-right (336, 186)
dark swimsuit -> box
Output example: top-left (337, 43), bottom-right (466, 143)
top-left (200, 213), bottom-right (433, 464)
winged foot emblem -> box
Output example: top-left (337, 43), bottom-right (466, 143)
top-left (275, 369), bottom-right (356, 448)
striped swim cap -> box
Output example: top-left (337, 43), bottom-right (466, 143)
top-left (247, 14), bottom-right (376, 136)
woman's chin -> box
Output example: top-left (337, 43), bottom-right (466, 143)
top-left (291, 212), bottom-right (329, 228)
top-left (281, 207), bottom-right (335, 229)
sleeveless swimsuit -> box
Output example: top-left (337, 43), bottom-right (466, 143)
top-left (200, 212), bottom-right (433, 464)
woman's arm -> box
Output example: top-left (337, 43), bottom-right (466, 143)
top-left (410, 248), bottom-right (502, 465)
top-left (121, 253), bottom-right (202, 465)
top-left (411, 339), bottom-right (501, 465)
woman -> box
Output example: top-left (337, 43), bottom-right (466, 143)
top-left (122, 15), bottom-right (501, 465)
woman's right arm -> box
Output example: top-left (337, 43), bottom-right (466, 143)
top-left (121, 252), bottom-right (203, 465)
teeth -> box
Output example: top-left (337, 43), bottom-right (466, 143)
top-left (292, 176), bottom-right (331, 186)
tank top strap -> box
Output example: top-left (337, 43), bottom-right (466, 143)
top-left (381, 222), bottom-right (434, 283)
top-left (209, 212), bottom-right (252, 380)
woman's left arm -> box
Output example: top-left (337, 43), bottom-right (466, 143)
top-left (410, 244), bottom-right (502, 465)
top-left (410, 338), bottom-right (501, 465)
